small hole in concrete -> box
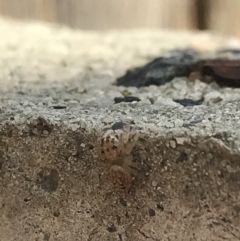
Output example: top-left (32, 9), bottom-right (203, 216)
top-left (88, 144), bottom-right (94, 150)
top-left (176, 152), bottom-right (188, 163)
top-left (107, 224), bottom-right (117, 233)
top-left (157, 204), bottom-right (164, 211)
top-left (53, 210), bottom-right (60, 217)
top-left (23, 197), bottom-right (31, 202)
top-left (149, 208), bottom-right (156, 217)
top-left (119, 198), bottom-right (127, 206)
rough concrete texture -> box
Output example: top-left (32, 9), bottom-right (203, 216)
top-left (1, 16), bottom-right (240, 241)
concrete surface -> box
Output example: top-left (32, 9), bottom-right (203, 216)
top-left (1, 16), bottom-right (240, 241)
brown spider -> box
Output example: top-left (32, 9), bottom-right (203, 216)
top-left (97, 121), bottom-right (139, 193)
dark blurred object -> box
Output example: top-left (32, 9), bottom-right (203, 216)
top-left (116, 49), bottom-right (201, 87)
top-left (192, 59), bottom-right (240, 87)
top-left (114, 96), bottom-right (141, 104)
top-left (217, 48), bottom-right (240, 56)
top-left (174, 98), bottom-right (203, 107)
top-left (116, 47), bottom-right (240, 88)
top-left (52, 105), bottom-right (67, 109)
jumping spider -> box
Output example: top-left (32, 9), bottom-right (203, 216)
top-left (98, 120), bottom-right (139, 194)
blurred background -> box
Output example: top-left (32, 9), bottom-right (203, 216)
top-left (0, 0), bottom-right (239, 37)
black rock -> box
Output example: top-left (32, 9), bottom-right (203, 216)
top-left (116, 49), bottom-right (201, 87)
top-left (114, 96), bottom-right (141, 104)
top-left (173, 98), bottom-right (203, 107)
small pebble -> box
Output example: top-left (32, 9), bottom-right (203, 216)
top-left (175, 137), bottom-right (186, 145)
top-left (80, 143), bottom-right (86, 148)
top-left (71, 124), bottom-right (79, 131)
top-left (152, 180), bottom-right (157, 187)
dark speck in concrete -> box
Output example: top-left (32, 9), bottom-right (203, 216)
top-left (52, 105), bottom-right (67, 109)
top-left (174, 98), bottom-right (203, 107)
top-left (176, 151), bottom-right (188, 163)
top-left (149, 208), bottom-right (156, 217)
top-left (114, 96), bottom-right (141, 104)
top-left (53, 210), bottom-right (60, 217)
top-left (88, 144), bottom-right (94, 150)
top-left (23, 197), bottom-right (31, 202)
top-left (119, 198), bottom-right (127, 206)
top-left (107, 224), bottom-right (117, 233)
top-left (37, 168), bottom-right (59, 193)
top-left (157, 204), bottom-right (164, 211)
